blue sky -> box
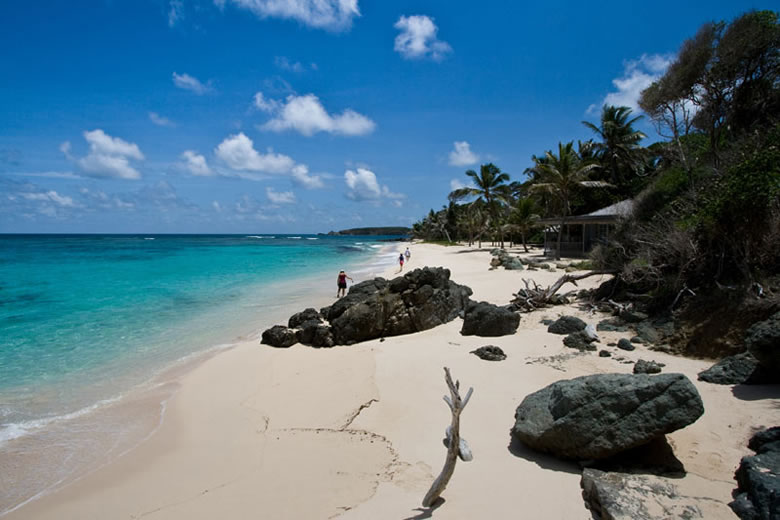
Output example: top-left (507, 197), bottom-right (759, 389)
top-left (0, 0), bottom-right (768, 233)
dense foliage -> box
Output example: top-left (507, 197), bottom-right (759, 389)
top-left (413, 9), bottom-right (779, 305)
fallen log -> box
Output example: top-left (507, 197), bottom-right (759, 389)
top-left (513, 270), bottom-right (617, 311)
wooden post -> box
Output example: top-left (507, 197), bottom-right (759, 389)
top-left (422, 367), bottom-right (473, 507)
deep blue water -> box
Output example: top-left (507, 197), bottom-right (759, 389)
top-left (0, 234), bottom-right (392, 443)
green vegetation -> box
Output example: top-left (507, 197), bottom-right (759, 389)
top-left (329, 227), bottom-right (411, 236)
top-left (413, 9), bottom-right (779, 308)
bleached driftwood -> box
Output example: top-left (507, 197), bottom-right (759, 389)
top-left (512, 270), bottom-right (617, 312)
top-left (422, 367), bottom-right (473, 508)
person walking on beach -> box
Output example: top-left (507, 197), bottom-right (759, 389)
top-left (336, 270), bottom-right (353, 298)
top-left (398, 252), bottom-right (405, 271)
top-left (404, 247), bottom-right (411, 263)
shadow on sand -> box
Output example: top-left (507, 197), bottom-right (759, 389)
top-left (402, 498), bottom-right (445, 520)
top-left (732, 383), bottom-right (780, 402)
top-left (507, 435), bottom-right (581, 475)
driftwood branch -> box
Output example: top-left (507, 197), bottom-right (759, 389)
top-left (422, 367), bottom-right (473, 508)
top-left (512, 270), bottom-right (617, 311)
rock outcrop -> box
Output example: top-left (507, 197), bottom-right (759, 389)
top-left (730, 426), bottom-right (780, 520)
top-left (581, 469), bottom-right (708, 520)
top-left (745, 311), bottom-right (780, 372)
top-left (262, 267), bottom-right (473, 348)
top-left (461, 301), bottom-right (520, 337)
top-left (512, 373), bottom-right (704, 460)
top-left (698, 352), bottom-right (761, 385)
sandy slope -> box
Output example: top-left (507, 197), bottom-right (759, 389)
top-left (7, 243), bottom-right (779, 519)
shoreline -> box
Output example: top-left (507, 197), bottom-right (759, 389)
top-left (5, 242), bottom-right (778, 519)
top-left (0, 240), bottom-right (406, 517)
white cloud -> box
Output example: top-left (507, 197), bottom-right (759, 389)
top-left (219, 0), bottom-right (359, 31)
top-left (394, 15), bottom-right (451, 61)
top-left (168, 0), bottom-right (183, 27)
top-left (172, 72), bottom-right (213, 95)
top-left (214, 133), bottom-right (295, 173)
top-left (74, 129), bottom-right (144, 180)
top-left (253, 92), bottom-right (281, 113)
top-left (212, 200), bottom-right (222, 212)
top-left (291, 164), bottom-right (324, 189)
top-left (590, 53), bottom-right (673, 114)
top-left (20, 190), bottom-right (78, 207)
top-left (448, 141), bottom-right (478, 166)
top-left (344, 168), bottom-right (404, 204)
top-left (149, 112), bottom-right (175, 127)
top-left (258, 92), bottom-right (375, 136)
top-left (274, 56), bottom-right (313, 73)
top-left (59, 141), bottom-right (72, 158)
top-left (180, 150), bottom-right (212, 176)
top-left (266, 186), bottom-right (296, 204)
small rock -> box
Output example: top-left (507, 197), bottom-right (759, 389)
top-left (617, 338), bottom-right (635, 351)
top-left (599, 350), bottom-right (611, 357)
top-left (564, 331), bottom-right (598, 351)
top-left (261, 325), bottom-right (298, 348)
top-left (470, 345), bottom-right (507, 361)
top-left (633, 359), bottom-right (664, 374)
top-left (630, 336), bottom-right (644, 344)
top-left (547, 315), bottom-right (587, 335)
top-left (621, 310), bottom-right (649, 323)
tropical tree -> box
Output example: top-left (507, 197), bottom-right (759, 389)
top-left (449, 163), bottom-right (511, 247)
top-left (530, 141), bottom-right (605, 259)
top-left (583, 105), bottom-right (647, 193)
top-left (505, 197), bottom-right (539, 252)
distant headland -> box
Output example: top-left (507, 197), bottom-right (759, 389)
top-left (323, 227), bottom-right (411, 236)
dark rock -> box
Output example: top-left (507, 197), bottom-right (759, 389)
top-left (630, 336), bottom-right (644, 344)
top-left (310, 325), bottom-right (335, 348)
top-left (748, 427), bottom-right (780, 453)
top-left (563, 331), bottom-right (597, 352)
top-left (261, 325), bottom-right (298, 348)
top-left (599, 350), bottom-right (612, 357)
top-left (621, 310), bottom-right (649, 323)
top-left (633, 359), bottom-right (664, 374)
top-left (698, 352), bottom-right (761, 385)
top-left (617, 338), bottom-right (635, 351)
top-left (461, 301), bottom-right (520, 337)
top-left (512, 373), bottom-right (704, 460)
top-left (588, 436), bottom-right (685, 477)
top-left (730, 426), bottom-right (780, 520)
top-left (325, 267), bottom-right (472, 345)
top-left (296, 319), bottom-right (324, 344)
top-left (745, 311), bottom-right (780, 371)
top-left (581, 469), bottom-right (707, 519)
top-left (598, 319), bottom-right (629, 333)
top-left (635, 322), bottom-right (662, 344)
top-left (288, 308), bottom-right (322, 329)
top-left (541, 319), bottom-right (554, 326)
top-left (470, 345), bottom-right (507, 361)
top-left (548, 315), bottom-right (587, 335)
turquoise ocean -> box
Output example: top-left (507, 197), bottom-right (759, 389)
top-left (0, 233), bottom-right (399, 514)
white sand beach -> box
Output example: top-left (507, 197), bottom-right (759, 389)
top-left (7, 243), bottom-right (779, 519)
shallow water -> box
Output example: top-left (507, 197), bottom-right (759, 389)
top-left (0, 233), bottom-right (401, 514)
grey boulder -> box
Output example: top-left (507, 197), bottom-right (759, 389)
top-left (698, 352), bottom-right (761, 385)
top-left (512, 373), bottom-right (704, 460)
top-left (730, 426), bottom-right (780, 520)
top-left (261, 325), bottom-right (298, 348)
top-left (746, 311), bottom-right (780, 372)
top-left (547, 315), bottom-right (587, 335)
top-left (461, 301), bottom-right (520, 337)
top-left (633, 359), bottom-right (664, 374)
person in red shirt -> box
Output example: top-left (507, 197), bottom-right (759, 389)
top-left (337, 270), bottom-right (353, 298)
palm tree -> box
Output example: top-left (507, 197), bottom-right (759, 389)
top-left (530, 141), bottom-right (605, 259)
top-left (505, 197), bottom-right (539, 252)
top-left (582, 105), bottom-right (647, 191)
top-left (449, 163), bottom-right (511, 247)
